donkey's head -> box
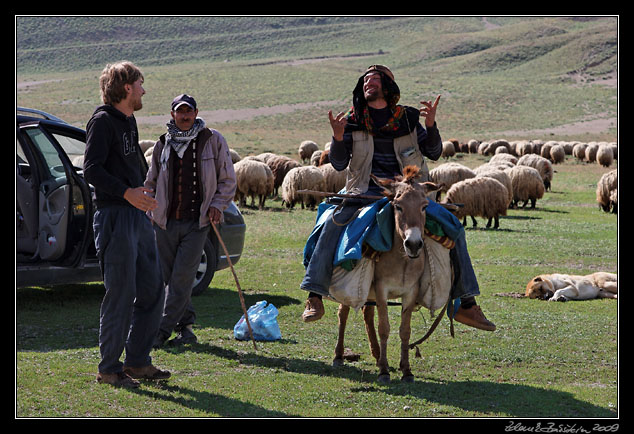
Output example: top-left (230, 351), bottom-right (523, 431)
top-left (371, 166), bottom-right (441, 258)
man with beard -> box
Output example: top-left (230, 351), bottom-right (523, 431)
top-left (300, 65), bottom-right (495, 332)
top-left (84, 61), bottom-right (171, 388)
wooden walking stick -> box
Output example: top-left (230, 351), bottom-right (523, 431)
top-left (211, 221), bottom-right (257, 351)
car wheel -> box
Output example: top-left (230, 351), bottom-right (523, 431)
top-left (191, 237), bottom-right (217, 296)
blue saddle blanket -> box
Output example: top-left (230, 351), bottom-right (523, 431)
top-left (303, 197), bottom-right (464, 271)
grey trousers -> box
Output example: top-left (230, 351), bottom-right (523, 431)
top-left (93, 206), bottom-right (165, 374)
top-left (154, 219), bottom-right (210, 339)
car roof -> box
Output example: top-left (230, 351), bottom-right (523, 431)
top-left (17, 107), bottom-right (86, 135)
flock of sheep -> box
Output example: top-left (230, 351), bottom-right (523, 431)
top-left (433, 138), bottom-right (618, 228)
top-left (139, 136), bottom-right (618, 224)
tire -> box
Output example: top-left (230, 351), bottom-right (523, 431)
top-left (191, 237), bottom-right (217, 296)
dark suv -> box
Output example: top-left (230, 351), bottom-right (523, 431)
top-left (16, 107), bottom-right (245, 295)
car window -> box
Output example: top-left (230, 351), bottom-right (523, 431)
top-left (22, 126), bottom-right (67, 182)
top-left (52, 133), bottom-right (85, 164)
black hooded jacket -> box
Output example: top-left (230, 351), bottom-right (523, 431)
top-left (84, 104), bottom-right (146, 209)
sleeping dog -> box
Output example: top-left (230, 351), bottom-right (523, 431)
top-left (525, 272), bottom-right (617, 301)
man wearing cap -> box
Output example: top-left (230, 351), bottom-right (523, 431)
top-left (145, 94), bottom-right (237, 348)
top-left (300, 65), bottom-right (495, 332)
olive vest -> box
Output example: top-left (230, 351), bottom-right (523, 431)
top-left (345, 127), bottom-right (430, 194)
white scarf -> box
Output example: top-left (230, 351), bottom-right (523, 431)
top-left (160, 117), bottom-right (206, 171)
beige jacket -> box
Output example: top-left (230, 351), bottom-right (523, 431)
top-left (145, 128), bottom-right (237, 230)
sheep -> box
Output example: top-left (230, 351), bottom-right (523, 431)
top-left (429, 162), bottom-right (476, 200)
top-left (281, 165), bottom-right (326, 210)
top-left (531, 140), bottom-right (544, 155)
top-left (139, 139), bottom-right (155, 154)
top-left (596, 169), bottom-right (617, 213)
top-left (233, 158), bottom-right (274, 210)
top-left (441, 140), bottom-right (456, 159)
top-left (229, 148), bottom-right (241, 163)
top-left (517, 154), bottom-right (553, 191)
top-left (318, 163), bottom-right (347, 194)
top-left (256, 152), bottom-right (277, 164)
top-left (299, 140), bottom-right (319, 164)
top-left (485, 139), bottom-right (511, 156)
top-left (489, 153), bottom-right (518, 166)
top-left (267, 155), bottom-right (302, 197)
top-left (310, 150), bottom-right (323, 166)
top-left (504, 165), bottom-right (545, 209)
top-left (549, 144), bottom-right (566, 164)
top-left (474, 162), bottom-right (514, 176)
top-left (476, 169), bottom-right (513, 207)
top-left (515, 140), bottom-right (533, 156)
top-left (596, 144), bottom-right (614, 168)
top-left (584, 142), bottom-right (599, 163)
top-left (443, 176), bottom-right (510, 229)
top-left (467, 139), bottom-right (480, 153)
top-left (572, 143), bottom-right (587, 162)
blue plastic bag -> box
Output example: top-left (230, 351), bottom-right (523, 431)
top-left (233, 300), bottom-right (282, 341)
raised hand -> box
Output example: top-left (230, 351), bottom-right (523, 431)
top-left (328, 110), bottom-right (348, 141)
top-left (420, 95), bottom-right (441, 128)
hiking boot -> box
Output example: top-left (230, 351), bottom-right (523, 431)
top-left (96, 371), bottom-right (140, 389)
top-left (123, 364), bottom-right (171, 380)
top-left (302, 296), bottom-right (324, 322)
top-left (453, 305), bottom-right (496, 331)
top-left (168, 327), bottom-right (197, 346)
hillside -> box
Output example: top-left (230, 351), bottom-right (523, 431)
top-left (16, 16), bottom-right (618, 148)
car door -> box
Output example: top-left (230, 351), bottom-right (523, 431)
top-left (16, 120), bottom-right (93, 267)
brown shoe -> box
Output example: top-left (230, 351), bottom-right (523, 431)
top-left (123, 364), bottom-right (171, 380)
top-left (453, 305), bottom-right (496, 331)
top-left (302, 296), bottom-right (324, 322)
top-left (96, 371), bottom-right (140, 388)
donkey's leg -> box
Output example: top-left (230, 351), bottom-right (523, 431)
top-left (362, 305), bottom-right (380, 362)
top-left (333, 304), bottom-right (350, 367)
top-left (399, 302), bottom-right (415, 383)
top-left (375, 293), bottom-right (391, 383)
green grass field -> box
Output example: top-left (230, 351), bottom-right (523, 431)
top-left (16, 154), bottom-right (617, 418)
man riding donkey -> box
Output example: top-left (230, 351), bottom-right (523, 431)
top-left (300, 64), bottom-right (495, 332)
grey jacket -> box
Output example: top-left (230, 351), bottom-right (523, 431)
top-left (145, 127), bottom-right (237, 230)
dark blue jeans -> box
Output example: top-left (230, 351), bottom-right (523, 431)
top-left (93, 206), bottom-right (165, 374)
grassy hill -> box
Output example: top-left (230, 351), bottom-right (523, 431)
top-left (16, 16), bottom-right (618, 152)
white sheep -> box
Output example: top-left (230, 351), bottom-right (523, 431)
top-left (229, 148), bottom-right (241, 163)
top-left (517, 154), bottom-right (553, 191)
top-left (299, 140), bottom-right (319, 164)
top-left (281, 165), bottom-right (326, 210)
top-left (139, 139), bottom-right (155, 154)
top-left (584, 142), bottom-right (599, 163)
top-left (429, 162), bottom-right (476, 200)
top-left (549, 144), bottom-right (566, 164)
top-left (572, 142), bottom-right (587, 162)
top-left (443, 176), bottom-right (510, 229)
top-left (515, 140), bottom-right (534, 156)
top-left (467, 139), bottom-right (480, 153)
top-left (441, 140), bottom-right (456, 159)
top-left (504, 165), bottom-right (545, 209)
top-left (489, 153), bottom-right (518, 166)
top-left (476, 169), bottom-right (513, 207)
top-left (596, 169), bottom-right (617, 213)
top-left (318, 163), bottom-right (347, 194)
top-left (596, 144), bottom-right (614, 168)
top-left (233, 158), bottom-right (274, 210)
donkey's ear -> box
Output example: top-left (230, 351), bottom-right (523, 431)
top-left (370, 174), bottom-right (396, 199)
top-left (420, 181), bottom-right (442, 195)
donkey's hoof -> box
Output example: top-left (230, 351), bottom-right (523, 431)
top-left (401, 374), bottom-right (415, 383)
top-left (377, 374), bottom-right (391, 384)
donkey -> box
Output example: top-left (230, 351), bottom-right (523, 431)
top-left (333, 166), bottom-right (441, 383)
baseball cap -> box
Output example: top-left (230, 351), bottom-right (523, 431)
top-left (171, 94), bottom-right (197, 111)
